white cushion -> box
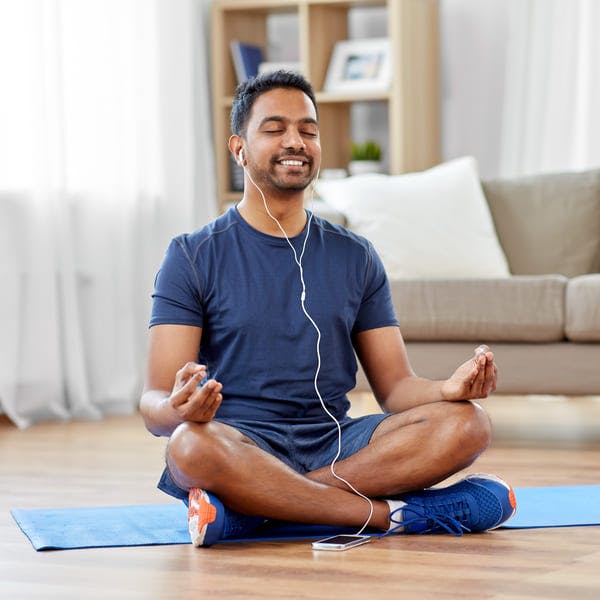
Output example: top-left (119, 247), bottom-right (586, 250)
top-left (315, 156), bottom-right (510, 279)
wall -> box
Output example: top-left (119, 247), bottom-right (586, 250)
top-left (440, 0), bottom-right (509, 178)
top-left (267, 1), bottom-right (510, 178)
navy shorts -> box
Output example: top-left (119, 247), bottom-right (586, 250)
top-left (158, 412), bottom-right (392, 500)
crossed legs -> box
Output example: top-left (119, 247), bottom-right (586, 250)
top-left (166, 400), bottom-right (491, 532)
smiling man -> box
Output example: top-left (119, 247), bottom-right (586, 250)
top-left (140, 71), bottom-right (516, 547)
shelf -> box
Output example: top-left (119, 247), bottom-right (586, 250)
top-left (315, 91), bottom-right (390, 103)
top-left (211, 0), bottom-right (440, 211)
top-left (218, 0), bottom-right (386, 8)
top-left (223, 91), bottom-right (390, 108)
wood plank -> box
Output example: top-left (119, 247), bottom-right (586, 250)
top-left (1, 408), bottom-right (599, 599)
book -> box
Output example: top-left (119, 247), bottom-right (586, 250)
top-left (230, 40), bottom-right (264, 84)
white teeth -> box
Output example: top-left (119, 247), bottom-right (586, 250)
top-left (279, 160), bottom-right (304, 166)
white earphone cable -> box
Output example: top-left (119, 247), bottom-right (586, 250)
top-left (244, 166), bottom-right (374, 535)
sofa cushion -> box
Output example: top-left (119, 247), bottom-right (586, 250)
top-left (315, 157), bottom-right (511, 279)
top-left (565, 275), bottom-right (600, 341)
top-left (391, 275), bottom-right (567, 342)
top-left (483, 169), bottom-right (600, 277)
top-left (309, 200), bottom-right (347, 226)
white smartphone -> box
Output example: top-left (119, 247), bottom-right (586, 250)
top-left (311, 534), bottom-right (371, 551)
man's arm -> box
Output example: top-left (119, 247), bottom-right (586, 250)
top-left (354, 326), bottom-right (497, 414)
top-left (140, 324), bottom-right (223, 437)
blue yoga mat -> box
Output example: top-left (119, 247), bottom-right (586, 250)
top-left (10, 504), bottom-right (359, 550)
top-left (503, 485), bottom-right (600, 529)
top-left (11, 485), bottom-right (600, 551)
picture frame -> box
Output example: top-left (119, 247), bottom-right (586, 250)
top-left (324, 38), bottom-right (391, 94)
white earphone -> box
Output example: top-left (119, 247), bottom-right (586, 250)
top-left (241, 154), bottom-right (374, 536)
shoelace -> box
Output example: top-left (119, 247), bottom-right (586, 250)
top-left (380, 500), bottom-right (473, 538)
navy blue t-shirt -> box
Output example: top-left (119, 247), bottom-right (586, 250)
top-left (150, 207), bottom-right (398, 421)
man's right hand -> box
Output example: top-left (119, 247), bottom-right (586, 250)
top-left (169, 362), bottom-right (223, 423)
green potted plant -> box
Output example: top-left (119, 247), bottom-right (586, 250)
top-left (348, 140), bottom-right (383, 176)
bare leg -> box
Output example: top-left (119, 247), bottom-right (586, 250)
top-left (167, 421), bottom-right (387, 529)
top-left (307, 400), bottom-right (491, 497)
top-left (167, 400), bottom-right (491, 531)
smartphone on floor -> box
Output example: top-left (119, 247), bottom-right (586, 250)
top-left (311, 534), bottom-right (371, 551)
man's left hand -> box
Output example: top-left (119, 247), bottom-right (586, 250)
top-left (440, 345), bottom-right (498, 401)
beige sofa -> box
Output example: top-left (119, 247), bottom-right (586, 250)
top-left (316, 168), bottom-right (600, 395)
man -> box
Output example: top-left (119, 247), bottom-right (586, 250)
top-left (140, 71), bottom-right (515, 547)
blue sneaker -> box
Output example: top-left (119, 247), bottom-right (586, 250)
top-left (386, 473), bottom-right (517, 536)
top-left (188, 488), bottom-right (265, 547)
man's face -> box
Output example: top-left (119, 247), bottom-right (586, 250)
top-left (243, 88), bottom-right (321, 193)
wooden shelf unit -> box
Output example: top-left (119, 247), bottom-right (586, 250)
top-left (211, 0), bottom-right (440, 211)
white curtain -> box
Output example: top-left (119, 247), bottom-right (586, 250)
top-left (0, 0), bottom-right (216, 428)
top-left (500, 0), bottom-right (600, 176)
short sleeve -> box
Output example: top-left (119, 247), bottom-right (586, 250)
top-left (352, 243), bottom-right (398, 334)
top-left (149, 237), bottom-right (204, 328)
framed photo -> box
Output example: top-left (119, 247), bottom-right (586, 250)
top-left (324, 38), bottom-right (391, 93)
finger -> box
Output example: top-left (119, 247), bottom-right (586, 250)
top-left (472, 355), bottom-right (487, 396)
top-left (206, 392), bottom-right (223, 417)
top-left (490, 364), bottom-right (498, 392)
top-left (203, 379), bottom-right (223, 396)
top-left (187, 379), bottom-right (222, 406)
top-left (171, 371), bottom-right (204, 407)
top-left (485, 355), bottom-right (494, 373)
top-left (483, 357), bottom-right (495, 396)
top-left (184, 393), bottom-right (222, 423)
top-left (183, 382), bottom-right (223, 420)
top-left (175, 362), bottom-right (206, 386)
top-left (474, 344), bottom-right (490, 357)
top-left (483, 359), bottom-right (498, 393)
top-left (175, 362), bottom-right (206, 381)
top-left (471, 345), bottom-right (489, 373)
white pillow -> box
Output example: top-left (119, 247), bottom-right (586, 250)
top-left (315, 156), bottom-right (510, 279)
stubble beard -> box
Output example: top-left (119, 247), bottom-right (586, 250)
top-left (251, 156), bottom-right (317, 195)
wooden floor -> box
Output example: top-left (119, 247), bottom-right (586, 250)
top-left (1, 395), bottom-right (599, 599)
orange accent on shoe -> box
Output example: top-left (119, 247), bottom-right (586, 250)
top-left (200, 499), bottom-right (216, 524)
top-left (188, 488), bottom-right (217, 530)
top-left (508, 487), bottom-right (517, 511)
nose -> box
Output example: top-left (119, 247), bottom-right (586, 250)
top-left (281, 126), bottom-right (306, 151)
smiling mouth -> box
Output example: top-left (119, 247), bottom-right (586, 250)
top-left (274, 156), bottom-right (311, 169)
top-left (278, 159), bottom-right (305, 167)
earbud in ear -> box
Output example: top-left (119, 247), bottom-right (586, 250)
top-left (237, 149), bottom-right (245, 167)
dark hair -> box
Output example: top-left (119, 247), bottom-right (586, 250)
top-left (230, 70), bottom-right (318, 137)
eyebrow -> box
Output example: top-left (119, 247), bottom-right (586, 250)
top-left (258, 116), bottom-right (319, 128)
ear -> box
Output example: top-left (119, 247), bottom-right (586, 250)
top-left (228, 135), bottom-right (245, 167)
